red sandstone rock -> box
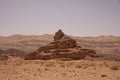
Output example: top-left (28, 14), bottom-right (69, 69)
top-left (24, 30), bottom-right (96, 60)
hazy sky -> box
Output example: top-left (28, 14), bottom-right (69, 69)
top-left (0, 0), bottom-right (120, 36)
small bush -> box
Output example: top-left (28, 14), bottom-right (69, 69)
top-left (101, 74), bottom-right (107, 77)
top-left (60, 64), bottom-right (65, 68)
top-left (76, 65), bottom-right (82, 68)
top-left (111, 66), bottom-right (119, 70)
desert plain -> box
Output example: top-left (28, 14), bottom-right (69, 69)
top-left (0, 60), bottom-right (120, 80)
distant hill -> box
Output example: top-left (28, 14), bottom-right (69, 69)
top-left (0, 34), bottom-right (120, 55)
top-left (0, 49), bottom-right (27, 60)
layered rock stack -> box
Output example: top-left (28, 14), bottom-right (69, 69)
top-left (24, 30), bottom-right (96, 60)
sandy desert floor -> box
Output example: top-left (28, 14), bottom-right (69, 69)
top-left (0, 60), bottom-right (120, 80)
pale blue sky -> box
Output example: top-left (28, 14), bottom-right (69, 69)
top-left (0, 0), bottom-right (120, 36)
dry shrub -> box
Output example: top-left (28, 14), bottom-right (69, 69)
top-left (101, 74), bottom-right (107, 77)
top-left (110, 65), bottom-right (119, 70)
top-left (76, 65), bottom-right (82, 68)
top-left (46, 62), bottom-right (55, 67)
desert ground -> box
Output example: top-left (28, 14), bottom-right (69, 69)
top-left (0, 59), bottom-right (120, 80)
top-left (0, 31), bottom-right (120, 80)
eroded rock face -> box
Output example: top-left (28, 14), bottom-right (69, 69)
top-left (54, 29), bottom-right (77, 48)
top-left (54, 29), bottom-right (64, 41)
top-left (38, 29), bottom-right (77, 51)
top-left (24, 30), bottom-right (96, 60)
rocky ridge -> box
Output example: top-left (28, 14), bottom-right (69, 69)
top-left (24, 30), bottom-right (96, 60)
